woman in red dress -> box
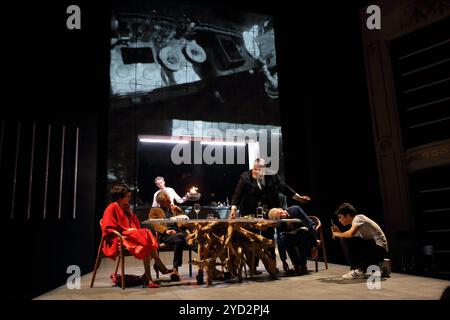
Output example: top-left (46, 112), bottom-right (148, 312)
top-left (102, 184), bottom-right (171, 287)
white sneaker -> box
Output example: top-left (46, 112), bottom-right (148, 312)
top-left (342, 269), bottom-right (364, 280)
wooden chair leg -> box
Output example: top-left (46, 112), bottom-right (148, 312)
top-left (320, 230), bottom-right (328, 269)
top-left (120, 244), bottom-right (125, 290)
top-left (243, 256), bottom-right (248, 279)
top-left (189, 248), bottom-right (193, 278)
top-left (90, 237), bottom-right (104, 288)
top-left (315, 254), bottom-right (319, 272)
top-left (322, 243), bottom-right (329, 270)
top-left (114, 255), bottom-right (121, 275)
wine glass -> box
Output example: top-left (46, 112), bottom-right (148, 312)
top-left (261, 204), bottom-right (268, 219)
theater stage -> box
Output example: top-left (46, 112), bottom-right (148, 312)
top-left (35, 251), bottom-right (449, 300)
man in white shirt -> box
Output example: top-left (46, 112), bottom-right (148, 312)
top-left (331, 202), bottom-right (389, 280)
top-left (152, 176), bottom-right (187, 207)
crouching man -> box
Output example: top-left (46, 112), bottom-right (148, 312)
top-left (332, 202), bottom-right (389, 279)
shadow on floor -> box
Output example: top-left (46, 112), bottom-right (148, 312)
top-left (278, 271), bottom-right (314, 278)
top-left (317, 276), bottom-right (388, 285)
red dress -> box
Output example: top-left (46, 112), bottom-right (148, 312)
top-left (101, 202), bottom-right (158, 260)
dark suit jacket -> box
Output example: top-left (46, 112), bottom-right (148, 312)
top-left (231, 170), bottom-right (294, 217)
top-left (277, 205), bottom-right (317, 248)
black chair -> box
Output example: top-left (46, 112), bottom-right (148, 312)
top-left (308, 216), bottom-right (329, 272)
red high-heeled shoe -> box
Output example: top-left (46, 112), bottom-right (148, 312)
top-left (141, 274), bottom-right (160, 288)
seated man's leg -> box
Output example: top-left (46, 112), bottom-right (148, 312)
top-left (297, 232), bottom-right (314, 271)
top-left (276, 229), bottom-right (290, 271)
top-left (160, 233), bottom-right (186, 269)
top-left (173, 236), bottom-right (186, 269)
top-left (279, 233), bottom-right (301, 270)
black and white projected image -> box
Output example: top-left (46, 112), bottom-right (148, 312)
top-left (110, 3), bottom-right (277, 99)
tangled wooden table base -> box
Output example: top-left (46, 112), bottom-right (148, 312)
top-left (185, 219), bottom-right (279, 285)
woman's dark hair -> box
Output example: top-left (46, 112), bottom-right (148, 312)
top-left (335, 202), bottom-right (357, 217)
top-left (111, 184), bottom-right (131, 201)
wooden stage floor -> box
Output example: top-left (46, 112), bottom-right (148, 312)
top-left (35, 251), bottom-right (450, 300)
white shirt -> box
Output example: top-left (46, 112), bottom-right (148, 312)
top-left (152, 187), bottom-right (186, 207)
top-left (352, 214), bottom-right (389, 251)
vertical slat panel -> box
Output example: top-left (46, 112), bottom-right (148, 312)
top-left (43, 125), bottom-right (51, 219)
top-left (11, 122), bottom-right (21, 219)
top-left (58, 126), bottom-right (66, 219)
top-left (73, 127), bottom-right (79, 219)
top-left (0, 120), bottom-right (4, 167)
top-left (27, 123), bottom-right (36, 219)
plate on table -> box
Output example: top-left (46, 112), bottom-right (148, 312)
top-left (170, 215), bottom-right (190, 221)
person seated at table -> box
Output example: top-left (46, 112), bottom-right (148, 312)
top-left (268, 206), bottom-right (317, 275)
top-left (188, 203), bottom-right (220, 220)
top-left (148, 190), bottom-right (187, 281)
top-left (276, 193), bottom-right (291, 273)
top-left (102, 184), bottom-right (172, 288)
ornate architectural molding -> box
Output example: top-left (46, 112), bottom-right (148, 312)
top-left (400, 0), bottom-right (450, 31)
top-left (406, 139), bottom-right (450, 172)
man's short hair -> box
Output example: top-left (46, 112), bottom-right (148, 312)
top-left (335, 202), bottom-right (357, 217)
top-left (111, 184), bottom-right (131, 201)
top-left (253, 158), bottom-right (266, 167)
top-left (154, 176), bottom-right (164, 183)
top-left (156, 190), bottom-right (170, 204)
top-left (268, 208), bottom-right (281, 220)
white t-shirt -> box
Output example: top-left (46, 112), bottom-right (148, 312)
top-left (152, 187), bottom-right (186, 207)
top-left (352, 214), bottom-right (389, 251)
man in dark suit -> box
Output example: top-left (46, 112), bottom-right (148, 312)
top-left (229, 158), bottom-right (311, 273)
top-left (230, 158), bottom-right (310, 218)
